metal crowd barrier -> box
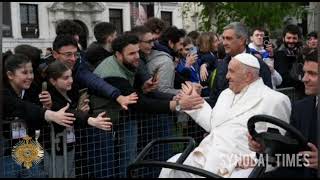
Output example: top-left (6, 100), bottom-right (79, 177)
top-left (0, 88), bottom-right (296, 178)
top-left (0, 110), bottom-right (206, 178)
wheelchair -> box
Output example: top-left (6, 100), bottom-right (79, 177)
top-left (128, 115), bottom-right (309, 178)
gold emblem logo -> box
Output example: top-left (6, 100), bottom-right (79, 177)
top-left (11, 135), bottom-right (44, 169)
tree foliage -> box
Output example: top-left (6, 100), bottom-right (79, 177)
top-left (197, 2), bottom-right (306, 34)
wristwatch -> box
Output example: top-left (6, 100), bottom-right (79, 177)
top-left (175, 100), bottom-right (181, 112)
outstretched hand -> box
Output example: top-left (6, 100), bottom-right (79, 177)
top-left (88, 112), bottom-right (112, 131)
top-left (116, 93), bottom-right (139, 110)
top-left (200, 64), bottom-right (208, 81)
top-left (45, 103), bottom-right (76, 127)
top-left (181, 81), bottom-right (193, 95)
top-left (179, 93), bottom-right (204, 111)
top-left (181, 81), bottom-right (202, 96)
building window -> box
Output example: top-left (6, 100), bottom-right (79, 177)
top-left (20, 4), bottom-right (39, 38)
top-left (161, 11), bottom-right (172, 27)
top-left (3, 2), bottom-right (12, 37)
top-left (109, 9), bottom-right (123, 33)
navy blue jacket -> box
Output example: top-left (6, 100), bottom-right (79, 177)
top-left (263, 96), bottom-right (318, 178)
top-left (176, 57), bottom-right (200, 83)
top-left (72, 53), bottom-right (121, 100)
top-left (207, 47), bottom-right (273, 107)
top-left (42, 53), bottom-right (121, 101)
top-left (198, 51), bottom-right (218, 71)
top-left (289, 96), bottom-right (317, 177)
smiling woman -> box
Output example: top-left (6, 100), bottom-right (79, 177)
top-left (5, 54), bottom-right (34, 95)
top-left (45, 60), bottom-right (113, 178)
top-left (1, 53), bottom-right (77, 178)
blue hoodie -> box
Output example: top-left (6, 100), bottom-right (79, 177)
top-left (176, 57), bottom-right (200, 83)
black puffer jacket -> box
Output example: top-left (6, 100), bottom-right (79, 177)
top-left (85, 42), bottom-right (113, 71)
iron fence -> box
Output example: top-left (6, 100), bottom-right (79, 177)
top-left (0, 110), bottom-right (206, 178)
top-left (0, 87), bottom-right (296, 178)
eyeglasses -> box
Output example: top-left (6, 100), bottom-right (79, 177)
top-left (140, 39), bottom-right (155, 44)
top-left (58, 51), bottom-right (81, 58)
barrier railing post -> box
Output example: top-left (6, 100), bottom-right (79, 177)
top-left (62, 129), bottom-right (68, 178)
top-left (50, 123), bottom-right (56, 178)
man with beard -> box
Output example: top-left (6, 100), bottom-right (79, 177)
top-left (274, 24), bottom-right (305, 100)
top-left (146, 26), bottom-right (186, 95)
top-left (93, 34), bottom-right (204, 177)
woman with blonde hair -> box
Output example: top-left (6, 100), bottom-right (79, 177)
top-left (197, 32), bottom-right (218, 96)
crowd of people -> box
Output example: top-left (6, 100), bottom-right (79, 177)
top-left (1, 16), bottom-right (318, 178)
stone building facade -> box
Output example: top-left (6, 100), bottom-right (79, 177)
top-left (2, 2), bottom-right (183, 53)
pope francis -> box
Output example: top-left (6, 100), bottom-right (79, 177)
top-left (159, 53), bottom-right (292, 178)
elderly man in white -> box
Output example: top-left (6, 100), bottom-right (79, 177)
top-left (159, 53), bottom-right (292, 178)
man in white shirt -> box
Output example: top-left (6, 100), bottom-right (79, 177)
top-left (248, 27), bottom-right (282, 89)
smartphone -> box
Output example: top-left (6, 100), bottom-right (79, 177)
top-left (189, 46), bottom-right (198, 55)
top-left (77, 88), bottom-right (89, 110)
top-left (42, 81), bottom-right (47, 91)
top-left (263, 36), bottom-right (270, 48)
top-left (152, 67), bottom-right (160, 82)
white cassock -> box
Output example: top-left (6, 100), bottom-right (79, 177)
top-left (159, 78), bottom-right (291, 178)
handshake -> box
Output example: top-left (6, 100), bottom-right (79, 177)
top-left (172, 82), bottom-right (205, 111)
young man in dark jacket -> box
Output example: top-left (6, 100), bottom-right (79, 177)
top-left (274, 24), bottom-right (305, 100)
top-left (85, 22), bottom-right (117, 70)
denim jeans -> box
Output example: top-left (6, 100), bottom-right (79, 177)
top-left (87, 128), bottom-right (114, 178)
top-left (115, 119), bottom-right (138, 178)
top-left (0, 156), bottom-right (46, 178)
top-left (137, 113), bottom-right (175, 177)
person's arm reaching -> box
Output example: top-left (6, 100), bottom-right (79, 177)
top-left (74, 59), bottom-right (138, 110)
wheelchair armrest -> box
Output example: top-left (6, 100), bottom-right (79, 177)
top-left (128, 160), bottom-right (222, 178)
top-left (133, 137), bottom-right (196, 164)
